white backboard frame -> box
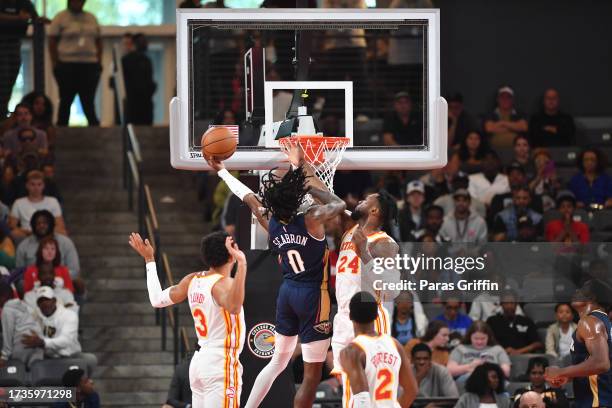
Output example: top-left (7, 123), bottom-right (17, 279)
top-left (170, 8), bottom-right (447, 171)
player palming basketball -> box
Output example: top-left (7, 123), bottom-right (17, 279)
top-left (208, 154), bottom-right (346, 408)
top-left (340, 291), bottom-right (417, 408)
top-left (129, 231), bottom-right (247, 408)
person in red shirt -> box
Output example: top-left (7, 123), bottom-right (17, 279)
top-left (545, 192), bottom-right (590, 244)
top-left (23, 236), bottom-right (74, 293)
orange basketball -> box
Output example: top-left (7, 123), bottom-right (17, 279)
top-left (201, 127), bottom-right (237, 161)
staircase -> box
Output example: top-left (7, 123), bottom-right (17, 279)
top-left (55, 126), bottom-right (206, 407)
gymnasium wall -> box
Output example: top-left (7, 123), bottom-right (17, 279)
top-left (436, 0), bottom-right (612, 117)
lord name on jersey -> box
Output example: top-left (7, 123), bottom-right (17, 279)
top-left (272, 233), bottom-right (308, 248)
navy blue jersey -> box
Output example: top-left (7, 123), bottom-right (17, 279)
top-left (571, 310), bottom-right (612, 408)
top-left (268, 213), bottom-right (328, 284)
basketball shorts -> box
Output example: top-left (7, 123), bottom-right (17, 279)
top-left (189, 347), bottom-right (242, 408)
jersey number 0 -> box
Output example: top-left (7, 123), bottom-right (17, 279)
top-left (287, 250), bottom-right (306, 274)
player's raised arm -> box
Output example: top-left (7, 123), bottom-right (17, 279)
top-left (211, 237), bottom-right (248, 315)
top-left (339, 344), bottom-right (371, 408)
top-left (393, 337), bottom-right (418, 408)
top-left (545, 315), bottom-right (610, 381)
top-left (128, 233), bottom-right (193, 307)
top-left (207, 158), bottom-right (269, 231)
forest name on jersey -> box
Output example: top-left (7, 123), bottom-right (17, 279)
top-left (371, 351), bottom-right (399, 369)
top-left (272, 233), bottom-right (308, 248)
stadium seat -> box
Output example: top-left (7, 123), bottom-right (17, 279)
top-left (537, 327), bottom-right (548, 344)
top-left (548, 147), bottom-right (582, 167)
top-left (30, 358), bottom-right (89, 386)
top-left (510, 354), bottom-right (557, 381)
top-left (506, 381), bottom-right (530, 396)
top-left (422, 303), bottom-right (444, 321)
top-left (0, 360), bottom-right (27, 386)
top-left (579, 129), bottom-right (612, 146)
top-left (591, 210), bottom-right (612, 232)
top-left (523, 303), bottom-right (556, 327)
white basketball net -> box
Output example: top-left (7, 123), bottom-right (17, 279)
top-left (279, 136), bottom-right (349, 193)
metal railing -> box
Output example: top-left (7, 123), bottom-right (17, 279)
top-left (112, 45), bottom-right (189, 366)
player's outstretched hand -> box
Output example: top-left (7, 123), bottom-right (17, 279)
top-left (285, 139), bottom-right (305, 168)
top-left (129, 232), bottom-right (155, 262)
top-left (206, 157), bottom-right (225, 172)
top-left (225, 236), bottom-right (246, 265)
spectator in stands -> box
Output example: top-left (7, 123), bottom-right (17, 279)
top-left (48, 0), bottom-right (102, 126)
top-left (447, 321), bottom-right (511, 380)
top-left (492, 186), bottom-right (543, 242)
top-left (53, 368), bottom-right (100, 408)
top-left (383, 91), bottom-right (422, 146)
top-left (0, 281), bottom-right (43, 368)
top-left (411, 205), bottom-right (446, 242)
top-left (391, 291), bottom-right (418, 345)
top-left (530, 148), bottom-right (562, 212)
top-left (9, 170), bottom-right (66, 240)
top-left (0, 0), bottom-right (39, 118)
top-left (439, 189), bottom-right (488, 244)
top-left (545, 192), bottom-right (590, 244)
top-left (412, 343), bottom-right (459, 399)
top-left (23, 236), bottom-right (74, 291)
top-left (398, 180), bottom-right (426, 241)
top-left (0, 225), bottom-right (15, 268)
top-left (435, 293), bottom-right (473, 337)
top-left (21, 92), bottom-right (57, 150)
top-left (457, 131), bottom-right (489, 174)
top-left (512, 357), bottom-right (570, 408)
top-left (454, 362), bottom-right (511, 408)
top-left (486, 290), bottom-right (543, 355)
top-left (122, 33), bottom-right (156, 125)
top-left (529, 88), bottom-right (576, 147)
top-left (2, 103), bottom-right (48, 158)
top-left (24, 287), bottom-right (96, 370)
top-left (434, 171), bottom-right (486, 219)
top-left (568, 148), bottom-right (612, 209)
top-left (23, 262), bottom-right (77, 312)
top-left (490, 163), bottom-right (544, 226)
top-left (447, 92), bottom-right (478, 149)
top-left (420, 152), bottom-right (461, 202)
top-left (517, 391), bottom-right (546, 408)
top-left (512, 135), bottom-right (536, 180)
top-left (469, 151), bottom-right (510, 207)
top-left (483, 86), bottom-right (528, 149)
top-left (163, 348), bottom-right (195, 408)
top-left (0, 163), bottom-right (18, 206)
top-left (545, 303), bottom-right (576, 359)
top-left (16, 210), bottom-right (80, 279)
top-left (405, 320), bottom-right (451, 366)
top-left (469, 271), bottom-right (523, 322)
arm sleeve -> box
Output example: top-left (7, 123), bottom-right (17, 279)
top-left (42, 311), bottom-right (79, 353)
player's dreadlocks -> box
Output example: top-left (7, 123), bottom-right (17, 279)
top-left (260, 166), bottom-right (310, 224)
top-left (377, 189), bottom-right (399, 241)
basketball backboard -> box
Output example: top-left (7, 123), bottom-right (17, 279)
top-left (170, 8), bottom-right (447, 171)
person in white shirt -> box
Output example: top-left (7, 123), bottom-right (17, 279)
top-left (9, 170), bottom-right (66, 240)
top-left (468, 152), bottom-right (510, 206)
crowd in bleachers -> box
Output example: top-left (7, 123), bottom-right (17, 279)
top-left (0, 93), bottom-right (97, 394)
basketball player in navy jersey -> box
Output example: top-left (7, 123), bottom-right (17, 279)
top-left (545, 280), bottom-right (612, 408)
top-left (207, 156), bottom-right (346, 408)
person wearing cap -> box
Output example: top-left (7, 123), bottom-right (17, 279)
top-left (489, 162), bottom-right (543, 226)
top-left (468, 151), bottom-right (510, 207)
top-left (434, 171), bottom-right (486, 219)
top-left (21, 286), bottom-right (96, 371)
top-left (382, 91), bottom-right (423, 146)
top-left (23, 262), bottom-right (77, 313)
top-left (483, 86), bottom-right (528, 149)
top-left (438, 188), bottom-right (488, 244)
top-left (399, 180), bottom-right (426, 241)
top-left (447, 92), bottom-right (478, 148)
top-left (52, 367), bottom-right (100, 408)
top-left (545, 192), bottom-right (590, 244)
top-left (529, 88), bottom-right (576, 148)
top-left (492, 185), bottom-right (543, 242)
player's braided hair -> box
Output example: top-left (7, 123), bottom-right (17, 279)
top-left (260, 166), bottom-right (309, 224)
top-left (376, 189), bottom-right (399, 241)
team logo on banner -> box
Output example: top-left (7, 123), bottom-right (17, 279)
top-left (248, 323), bottom-right (276, 358)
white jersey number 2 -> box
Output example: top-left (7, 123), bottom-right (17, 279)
top-left (287, 250), bottom-right (305, 274)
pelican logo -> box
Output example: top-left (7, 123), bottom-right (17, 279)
top-left (248, 323), bottom-right (276, 358)
top-left (313, 320), bottom-right (332, 335)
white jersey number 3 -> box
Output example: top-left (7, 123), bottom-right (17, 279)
top-left (287, 250), bottom-right (305, 274)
